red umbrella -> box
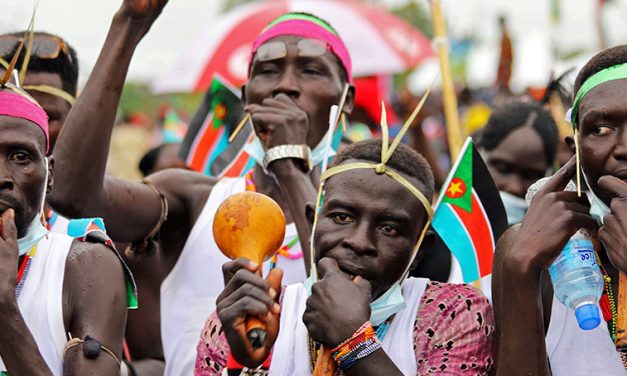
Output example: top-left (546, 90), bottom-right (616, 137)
top-left (152, 0), bottom-right (434, 93)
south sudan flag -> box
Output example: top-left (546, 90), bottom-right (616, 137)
top-left (179, 74), bottom-right (255, 177)
top-left (432, 138), bottom-right (508, 283)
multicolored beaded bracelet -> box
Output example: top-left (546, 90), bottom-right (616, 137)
top-left (331, 321), bottom-right (382, 371)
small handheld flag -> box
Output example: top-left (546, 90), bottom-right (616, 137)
top-left (432, 138), bottom-right (508, 283)
top-left (179, 75), bottom-right (255, 178)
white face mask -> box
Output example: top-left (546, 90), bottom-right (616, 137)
top-left (17, 157), bottom-right (50, 255)
top-left (499, 191), bottom-right (528, 225)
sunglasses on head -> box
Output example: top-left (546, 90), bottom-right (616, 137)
top-left (255, 38), bottom-right (331, 62)
top-left (0, 34), bottom-right (73, 65)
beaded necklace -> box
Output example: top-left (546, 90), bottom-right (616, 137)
top-left (307, 317), bottom-right (393, 372)
top-left (244, 170), bottom-right (302, 268)
top-left (596, 254), bottom-right (627, 369)
top-left (15, 245), bottom-right (37, 298)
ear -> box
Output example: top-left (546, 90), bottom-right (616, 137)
top-left (410, 228), bottom-right (436, 271)
top-left (341, 84), bottom-right (356, 115)
top-left (565, 135), bottom-right (575, 154)
top-left (305, 202), bottom-right (316, 232)
top-left (46, 156), bottom-right (54, 194)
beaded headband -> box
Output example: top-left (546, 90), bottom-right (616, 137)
top-left (309, 89), bottom-right (433, 278)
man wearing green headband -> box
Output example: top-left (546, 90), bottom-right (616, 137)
top-left (493, 45), bottom-right (627, 375)
top-left (196, 140), bottom-right (494, 375)
top-left (48, 0), bottom-right (355, 374)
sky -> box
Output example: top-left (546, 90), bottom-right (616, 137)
top-left (3, 0), bottom-right (627, 91)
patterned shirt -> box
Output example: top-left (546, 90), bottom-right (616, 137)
top-left (195, 281), bottom-right (495, 375)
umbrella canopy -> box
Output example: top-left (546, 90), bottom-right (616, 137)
top-left (152, 0), bottom-right (434, 93)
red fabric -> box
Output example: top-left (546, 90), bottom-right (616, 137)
top-left (600, 293), bottom-right (612, 322)
top-left (0, 90), bottom-right (49, 152)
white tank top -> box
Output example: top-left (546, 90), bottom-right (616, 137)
top-left (269, 278), bottom-right (428, 375)
top-left (0, 233), bottom-right (72, 375)
top-left (160, 177), bottom-right (307, 376)
top-left (546, 295), bottom-right (626, 375)
top-left (48, 212), bottom-right (70, 235)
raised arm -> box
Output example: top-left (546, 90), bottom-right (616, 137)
top-left (48, 0), bottom-right (175, 243)
top-left (492, 157), bottom-right (595, 375)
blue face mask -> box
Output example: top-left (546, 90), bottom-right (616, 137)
top-left (581, 169), bottom-right (611, 225)
top-left (500, 191), bottom-right (528, 225)
top-left (17, 157), bottom-right (50, 255)
top-left (304, 276), bottom-right (406, 326)
top-left (17, 215), bottom-right (49, 256)
top-left (243, 128), bottom-right (337, 170)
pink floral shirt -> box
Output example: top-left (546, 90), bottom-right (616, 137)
top-left (195, 281), bottom-right (495, 375)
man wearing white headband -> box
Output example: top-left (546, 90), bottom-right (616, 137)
top-left (493, 45), bottom-right (627, 375)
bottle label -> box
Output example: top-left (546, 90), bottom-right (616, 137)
top-left (549, 239), bottom-right (597, 281)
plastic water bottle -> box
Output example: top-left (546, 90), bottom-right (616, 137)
top-left (526, 178), bottom-right (604, 330)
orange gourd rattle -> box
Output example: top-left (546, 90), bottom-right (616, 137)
top-left (213, 191), bottom-right (286, 348)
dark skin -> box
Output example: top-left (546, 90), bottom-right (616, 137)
top-left (0, 116), bottom-right (126, 375)
top-left (48, 0), bottom-right (354, 279)
top-left (22, 72), bottom-right (72, 152)
top-left (493, 78), bottom-right (627, 375)
top-left (482, 120), bottom-right (549, 198)
top-left (1, 36), bottom-right (166, 374)
top-left (217, 165), bottom-right (430, 374)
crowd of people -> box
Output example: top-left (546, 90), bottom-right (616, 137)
top-left (0, 0), bottom-right (626, 375)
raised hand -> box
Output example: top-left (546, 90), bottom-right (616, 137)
top-left (511, 157), bottom-right (597, 272)
top-left (216, 258), bottom-right (283, 368)
top-left (119, 0), bottom-right (169, 22)
top-left (0, 209), bottom-right (19, 301)
top-left (597, 176), bottom-right (627, 273)
top-left (303, 257), bottom-right (372, 348)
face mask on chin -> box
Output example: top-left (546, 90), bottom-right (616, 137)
top-left (243, 128), bottom-right (337, 172)
top-left (499, 191), bottom-right (528, 225)
top-left (304, 275), bottom-right (406, 326)
top-left (17, 157), bottom-right (50, 255)
top-left (581, 168), bottom-right (611, 225)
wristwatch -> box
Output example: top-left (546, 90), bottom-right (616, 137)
top-left (263, 144), bottom-right (312, 171)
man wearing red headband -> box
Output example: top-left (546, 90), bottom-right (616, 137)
top-left (49, 0), bottom-right (354, 374)
top-left (0, 87), bottom-right (130, 375)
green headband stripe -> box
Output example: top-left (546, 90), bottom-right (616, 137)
top-left (263, 13), bottom-right (337, 35)
top-left (571, 62), bottom-right (627, 127)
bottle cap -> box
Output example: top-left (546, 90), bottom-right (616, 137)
top-left (575, 304), bottom-right (601, 330)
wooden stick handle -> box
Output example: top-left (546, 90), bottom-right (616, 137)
top-left (228, 113), bottom-right (251, 143)
top-left (615, 272), bottom-right (627, 351)
top-left (312, 346), bottom-right (335, 376)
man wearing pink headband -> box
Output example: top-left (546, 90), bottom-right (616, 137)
top-left (0, 88), bottom-right (130, 375)
top-left (49, 1), bottom-right (354, 373)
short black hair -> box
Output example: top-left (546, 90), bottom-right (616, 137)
top-left (478, 100), bottom-right (558, 166)
top-left (2, 31), bottom-right (79, 96)
top-left (331, 139), bottom-right (435, 200)
top-left (574, 45), bottom-right (627, 97)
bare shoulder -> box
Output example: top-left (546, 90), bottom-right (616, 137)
top-left (65, 240), bottom-right (126, 299)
